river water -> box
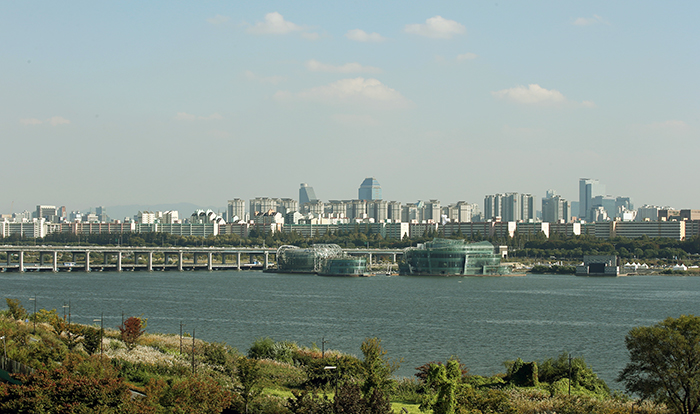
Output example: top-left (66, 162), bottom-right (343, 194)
top-left (1, 270), bottom-right (698, 388)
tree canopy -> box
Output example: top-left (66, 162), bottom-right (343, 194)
top-left (618, 314), bottom-right (700, 414)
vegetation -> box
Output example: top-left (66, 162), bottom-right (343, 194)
top-left (618, 314), bottom-right (700, 414)
top-left (119, 316), bottom-right (146, 351)
top-left (0, 300), bottom-right (686, 413)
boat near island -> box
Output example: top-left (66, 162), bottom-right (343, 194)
top-left (399, 238), bottom-right (516, 276)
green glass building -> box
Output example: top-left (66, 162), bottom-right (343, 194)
top-left (399, 239), bottom-right (510, 276)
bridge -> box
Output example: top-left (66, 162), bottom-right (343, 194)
top-left (0, 245), bottom-right (404, 273)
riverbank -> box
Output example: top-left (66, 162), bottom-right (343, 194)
top-left (0, 314), bottom-right (665, 414)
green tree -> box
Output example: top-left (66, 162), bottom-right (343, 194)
top-left (420, 359), bottom-right (462, 414)
top-left (236, 356), bottom-right (264, 414)
top-left (618, 314), bottom-right (700, 414)
top-left (5, 298), bottom-right (28, 321)
top-left (82, 326), bottom-right (102, 356)
top-left (360, 337), bottom-right (401, 399)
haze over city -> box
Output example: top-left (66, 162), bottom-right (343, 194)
top-left (2, 1), bottom-right (698, 214)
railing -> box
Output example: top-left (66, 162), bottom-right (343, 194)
top-left (1, 356), bottom-right (35, 376)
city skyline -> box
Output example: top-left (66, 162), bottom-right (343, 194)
top-left (2, 2), bottom-right (698, 213)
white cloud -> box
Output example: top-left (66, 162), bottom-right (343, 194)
top-left (646, 120), bottom-right (690, 131)
top-left (49, 116), bottom-right (70, 126)
top-left (244, 70), bottom-right (286, 84)
top-left (301, 32), bottom-right (320, 40)
top-left (247, 12), bottom-right (303, 35)
top-left (573, 15), bottom-right (607, 26)
top-left (345, 29), bottom-right (386, 42)
top-left (174, 112), bottom-right (223, 121)
top-left (305, 59), bottom-right (382, 74)
top-left (20, 118), bottom-right (43, 125)
top-left (274, 77), bottom-right (410, 108)
top-left (492, 84), bottom-right (567, 105)
top-left (331, 113), bottom-right (380, 127)
top-left (492, 84), bottom-right (596, 107)
top-left (21, 116), bottom-right (70, 126)
top-left (207, 15), bottom-right (230, 25)
top-left (457, 52), bottom-right (478, 61)
top-left (404, 16), bottom-right (466, 39)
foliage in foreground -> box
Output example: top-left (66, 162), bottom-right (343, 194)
top-left (618, 314), bottom-right (700, 414)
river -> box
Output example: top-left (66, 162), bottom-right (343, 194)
top-left (1, 270), bottom-right (698, 388)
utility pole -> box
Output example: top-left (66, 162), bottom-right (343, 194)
top-left (322, 337), bottom-right (329, 358)
top-left (568, 353), bottom-right (572, 396)
top-left (192, 328), bottom-right (196, 374)
top-left (180, 321), bottom-right (186, 354)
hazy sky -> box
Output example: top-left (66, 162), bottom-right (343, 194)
top-left (2, 1), bottom-right (698, 214)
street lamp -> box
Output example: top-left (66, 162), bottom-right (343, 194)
top-left (28, 295), bottom-right (37, 333)
top-left (324, 365), bottom-right (338, 402)
top-left (1, 335), bottom-right (6, 360)
top-left (322, 337), bottom-right (329, 358)
top-left (93, 312), bottom-right (104, 356)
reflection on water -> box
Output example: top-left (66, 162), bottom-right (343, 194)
top-left (1, 271), bottom-right (698, 387)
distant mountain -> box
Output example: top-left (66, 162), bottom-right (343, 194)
top-left (104, 203), bottom-right (226, 221)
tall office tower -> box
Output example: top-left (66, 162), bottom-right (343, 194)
top-left (35, 205), bottom-right (58, 222)
top-left (227, 199), bottom-right (246, 222)
top-left (358, 177), bottom-right (382, 201)
top-left (299, 183), bottom-right (317, 205)
top-left (249, 197), bottom-right (277, 215)
top-left (387, 201), bottom-right (402, 222)
top-left (579, 178), bottom-right (605, 221)
top-left (542, 194), bottom-right (569, 223)
top-left (95, 206), bottom-right (110, 222)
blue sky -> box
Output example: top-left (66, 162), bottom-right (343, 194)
top-left (1, 1), bottom-right (698, 214)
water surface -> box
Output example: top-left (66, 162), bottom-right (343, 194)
top-left (2, 270), bottom-right (698, 387)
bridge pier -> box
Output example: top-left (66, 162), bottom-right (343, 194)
top-left (178, 251), bottom-right (183, 271)
top-left (85, 251), bottom-right (90, 272)
top-left (264, 252), bottom-right (269, 270)
top-left (237, 252), bottom-right (241, 270)
top-left (19, 251), bottom-right (24, 273)
top-left (148, 252), bottom-right (153, 271)
top-left (117, 252), bottom-right (122, 272)
top-left (207, 252), bottom-right (213, 271)
top-left (53, 251), bottom-right (58, 272)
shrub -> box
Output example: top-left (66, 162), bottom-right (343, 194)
top-left (118, 316), bottom-right (146, 351)
top-left (248, 336), bottom-right (275, 359)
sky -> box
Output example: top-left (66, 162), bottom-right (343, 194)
top-left (1, 1), bottom-right (698, 215)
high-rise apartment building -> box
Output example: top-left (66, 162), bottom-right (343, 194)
top-left (299, 183), bottom-right (317, 205)
top-left (387, 201), bottom-right (402, 222)
top-left (250, 197), bottom-right (277, 215)
top-left (358, 177), bottom-right (382, 201)
top-left (227, 199), bottom-right (246, 222)
top-left (277, 198), bottom-right (299, 215)
top-left (542, 193), bottom-right (570, 223)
